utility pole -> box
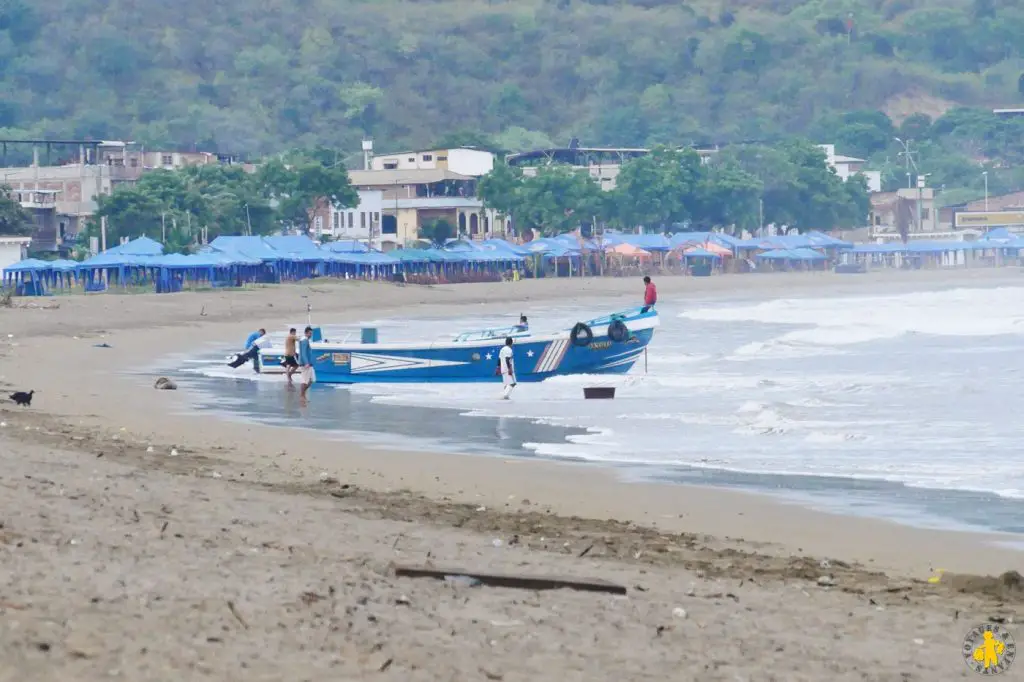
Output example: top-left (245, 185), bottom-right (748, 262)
top-left (983, 171), bottom-right (989, 211)
top-left (916, 174), bottom-right (930, 233)
top-left (100, 216), bottom-right (108, 252)
top-left (244, 203), bottom-right (252, 236)
top-left (161, 212), bottom-right (166, 243)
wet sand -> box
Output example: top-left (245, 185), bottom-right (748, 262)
top-left (1, 270), bottom-right (1022, 681)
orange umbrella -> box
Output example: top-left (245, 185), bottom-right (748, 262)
top-left (609, 243), bottom-right (651, 257)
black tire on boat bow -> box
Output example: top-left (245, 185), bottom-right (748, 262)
top-left (570, 322), bottom-right (594, 347)
top-left (607, 319), bottom-right (630, 343)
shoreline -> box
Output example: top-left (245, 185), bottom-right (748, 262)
top-left (175, 353), bottom-right (1023, 540)
top-left (1, 269), bottom-right (1022, 579)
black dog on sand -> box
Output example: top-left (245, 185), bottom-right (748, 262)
top-left (10, 390), bottom-right (34, 406)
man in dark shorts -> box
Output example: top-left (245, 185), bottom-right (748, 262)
top-left (282, 327), bottom-right (299, 383)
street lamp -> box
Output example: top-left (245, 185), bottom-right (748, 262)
top-left (894, 137), bottom-right (915, 188)
top-left (982, 171), bottom-right (989, 211)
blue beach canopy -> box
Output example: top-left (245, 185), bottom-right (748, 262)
top-left (3, 258), bottom-right (52, 273)
top-left (104, 236), bottom-right (165, 256)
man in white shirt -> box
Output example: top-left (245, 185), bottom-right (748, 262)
top-left (498, 336), bottom-right (517, 399)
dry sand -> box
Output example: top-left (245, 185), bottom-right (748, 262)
top-left (1, 269), bottom-right (1022, 681)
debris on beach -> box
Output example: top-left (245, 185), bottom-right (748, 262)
top-left (394, 564), bottom-right (627, 595)
top-left (153, 377), bottom-right (177, 390)
top-left (945, 570), bottom-right (1023, 600)
top-left (444, 575), bottom-right (482, 588)
top-left (817, 575), bottom-right (837, 587)
top-left (318, 472), bottom-right (338, 484)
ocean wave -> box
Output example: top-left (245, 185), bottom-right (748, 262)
top-left (161, 297), bottom-right (1024, 508)
top-left (680, 286), bottom-right (1024, 351)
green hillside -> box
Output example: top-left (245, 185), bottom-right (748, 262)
top-left (1, 0), bottom-right (1022, 158)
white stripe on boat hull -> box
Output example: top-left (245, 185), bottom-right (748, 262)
top-left (350, 353), bottom-right (468, 374)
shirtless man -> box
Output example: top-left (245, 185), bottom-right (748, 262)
top-left (282, 327), bottom-right (299, 383)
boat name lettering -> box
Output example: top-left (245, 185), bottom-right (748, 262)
top-left (589, 341), bottom-right (613, 350)
top-left (315, 353), bottom-right (332, 363)
top-left (332, 353), bottom-right (351, 365)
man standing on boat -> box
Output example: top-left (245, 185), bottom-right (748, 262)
top-left (514, 314), bottom-right (529, 333)
top-left (641, 276), bottom-right (657, 313)
top-left (498, 336), bottom-right (517, 399)
top-left (298, 326), bottom-right (316, 401)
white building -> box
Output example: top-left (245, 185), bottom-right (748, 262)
top-left (819, 144), bottom-right (882, 192)
top-left (327, 189), bottom-right (384, 240)
top-left (0, 236), bottom-right (31, 273)
top-left (370, 147), bottom-right (494, 177)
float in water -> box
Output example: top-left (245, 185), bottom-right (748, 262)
top-left (254, 307), bottom-right (659, 384)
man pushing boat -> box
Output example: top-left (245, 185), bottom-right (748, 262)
top-left (498, 336), bottom-right (517, 399)
top-left (228, 328), bottom-right (270, 372)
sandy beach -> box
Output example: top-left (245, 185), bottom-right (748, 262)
top-left (2, 269), bottom-right (1022, 681)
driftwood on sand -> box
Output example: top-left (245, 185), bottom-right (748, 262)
top-left (393, 564), bottom-right (628, 595)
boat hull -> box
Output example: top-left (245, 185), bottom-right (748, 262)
top-left (257, 309), bottom-right (658, 384)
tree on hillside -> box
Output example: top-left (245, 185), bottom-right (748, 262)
top-left (722, 140), bottom-right (869, 231)
top-left (257, 157), bottom-right (358, 234)
top-left (610, 146), bottom-right (703, 230)
top-left (84, 161), bottom-right (351, 251)
top-left (691, 162), bottom-right (763, 233)
top-left (0, 185), bottom-right (32, 236)
top-left (515, 166), bottom-right (604, 237)
top-left (477, 162), bottom-right (525, 231)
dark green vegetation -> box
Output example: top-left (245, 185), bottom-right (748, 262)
top-left (80, 152), bottom-right (356, 251)
top-left (481, 140), bottom-right (869, 235)
top-left (814, 108), bottom-right (1024, 202)
top-left (0, 185), bottom-right (31, 235)
top-left (1, 0), bottom-right (1021, 151)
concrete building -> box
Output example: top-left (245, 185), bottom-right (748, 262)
top-left (10, 188), bottom-right (66, 253)
top-left (0, 236), bottom-right (31, 273)
top-left (370, 147), bottom-right (494, 177)
top-left (505, 146), bottom-right (719, 191)
top-left (346, 169), bottom-right (508, 245)
top-left (935, 190), bottom-right (1024, 232)
top-left (0, 141), bottom-right (230, 224)
top-left (819, 144), bottom-right (882, 193)
top-left (869, 187), bottom-right (938, 235)
top-left (308, 189), bottom-right (384, 241)
top-left (385, 197), bottom-right (505, 245)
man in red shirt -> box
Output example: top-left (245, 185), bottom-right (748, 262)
top-left (642, 276), bottom-right (657, 313)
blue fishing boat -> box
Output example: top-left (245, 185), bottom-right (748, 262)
top-left (252, 307), bottom-right (658, 384)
